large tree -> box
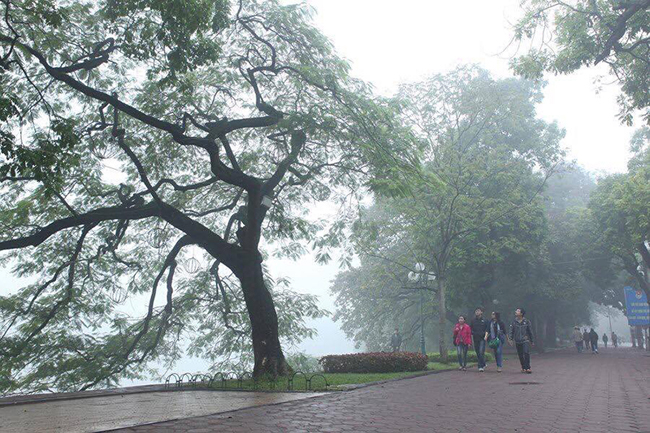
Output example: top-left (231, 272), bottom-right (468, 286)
top-left (586, 128), bottom-right (650, 302)
top-left (333, 67), bottom-right (564, 361)
top-left (511, 0), bottom-right (650, 124)
top-left (0, 0), bottom-right (413, 392)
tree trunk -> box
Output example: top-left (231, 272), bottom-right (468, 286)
top-left (437, 278), bottom-right (448, 362)
top-left (238, 259), bottom-right (288, 377)
top-left (638, 243), bottom-right (650, 270)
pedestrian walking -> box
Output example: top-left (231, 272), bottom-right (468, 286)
top-left (470, 307), bottom-right (489, 372)
top-left (612, 332), bottom-right (618, 348)
top-left (487, 312), bottom-right (506, 372)
top-left (602, 333), bottom-right (608, 349)
top-left (583, 329), bottom-right (590, 351)
top-left (453, 315), bottom-right (472, 371)
top-left (508, 308), bottom-right (534, 374)
top-left (390, 328), bottom-right (402, 352)
top-left (573, 326), bottom-right (583, 353)
top-left (589, 328), bottom-right (599, 353)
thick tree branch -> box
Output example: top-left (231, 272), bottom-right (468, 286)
top-left (0, 203), bottom-right (159, 252)
top-left (594, 0), bottom-right (650, 64)
top-left (262, 130), bottom-right (306, 196)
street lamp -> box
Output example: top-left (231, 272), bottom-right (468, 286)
top-left (408, 262), bottom-right (434, 356)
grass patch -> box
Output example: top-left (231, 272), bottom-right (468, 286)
top-left (199, 361), bottom-right (461, 392)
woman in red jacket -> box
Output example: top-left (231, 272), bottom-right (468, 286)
top-left (453, 315), bottom-right (472, 371)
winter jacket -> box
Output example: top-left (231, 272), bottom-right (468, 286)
top-left (509, 318), bottom-right (534, 344)
top-left (589, 330), bottom-right (599, 344)
top-left (470, 316), bottom-right (489, 337)
top-left (573, 329), bottom-right (583, 342)
top-left (488, 320), bottom-right (507, 341)
top-left (453, 323), bottom-right (472, 346)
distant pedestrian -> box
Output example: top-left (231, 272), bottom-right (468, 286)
top-left (612, 332), bottom-right (618, 348)
top-left (583, 329), bottom-right (590, 351)
top-left (390, 328), bottom-right (402, 352)
top-left (573, 326), bottom-right (583, 353)
top-left (470, 307), bottom-right (489, 372)
top-left (602, 333), bottom-right (608, 348)
top-left (508, 308), bottom-right (534, 374)
top-left (589, 328), bottom-right (599, 354)
top-left (487, 311), bottom-right (507, 372)
top-left (453, 315), bottom-right (472, 371)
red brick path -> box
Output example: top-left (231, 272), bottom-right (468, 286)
top-left (112, 348), bottom-right (650, 433)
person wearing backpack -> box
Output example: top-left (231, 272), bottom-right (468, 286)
top-left (453, 315), bottom-right (472, 371)
top-left (486, 311), bottom-right (506, 372)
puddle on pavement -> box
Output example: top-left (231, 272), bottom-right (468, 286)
top-left (0, 390), bottom-right (323, 433)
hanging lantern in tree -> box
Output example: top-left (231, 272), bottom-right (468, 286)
top-left (146, 228), bottom-right (167, 249)
top-left (183, 257), bottom-right (201, 274)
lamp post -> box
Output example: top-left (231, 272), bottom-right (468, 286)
top-left (637, 264), bottom-right (650, 351)
top-left (408, 263), bottom-right (435, 356)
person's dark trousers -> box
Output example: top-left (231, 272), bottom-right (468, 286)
top-left (473, 335), bottom-right (486, 368)
top-left (575, 342), bottom-right (582, 353)
top-left (515, 342), bottom-right (531, 370)
top-left (591, 341), bottom-right (598, 353)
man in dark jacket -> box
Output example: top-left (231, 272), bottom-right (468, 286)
top-left (589, 328), bottom-right (599, 354)
top-left (508, 308), bottom-right (534, 373)
top-left (470, 307), bottom-right (489, 372)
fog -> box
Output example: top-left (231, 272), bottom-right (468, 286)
top-left (0, 0), bottom-right (644, 387)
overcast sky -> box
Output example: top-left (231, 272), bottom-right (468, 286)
top-left (0, 1), bottom-right (638, 376)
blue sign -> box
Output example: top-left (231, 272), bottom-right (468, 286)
top-left (624, 286), bottom-right (650, 326)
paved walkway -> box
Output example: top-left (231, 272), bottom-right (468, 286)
top-left (0, 390), bottom-right (323, 433)
top-left (113, 347), bottom-right (650, 433)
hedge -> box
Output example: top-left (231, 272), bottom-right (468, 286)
top-left (427, 351), bottom-right (493, 364)
top-left (319, 352), bottom-right (428, 373)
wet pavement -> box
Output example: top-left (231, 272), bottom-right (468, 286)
top-left (114, 347), bottom-right (650, 433)
top-left (0, 389), bottom-right (323, 433)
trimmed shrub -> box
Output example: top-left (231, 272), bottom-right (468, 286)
top-left (319, 352), bottom-right (428, 373)
top-left (427, 351), bottom-right (493, 364)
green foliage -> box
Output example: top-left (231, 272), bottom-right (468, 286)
top-left (332, 66), bottom-right (565, 352)
top-left (584, 131), bottom-right (650, 298)
top-left (511, 0), bottom-right (650, 124)
top-left (285, 351), bottom-right (323, 373)
top-left (0, 118), bottom-right (80, 188)
top-left (103, 0), bottom-right (230, 80)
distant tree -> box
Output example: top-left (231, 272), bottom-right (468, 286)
top-left (332, 67), bottom-right (564, 361)
top-left (0, 0), bottom-right (414, 392)
top-left (511, 0), bottom-right (650, 124)
top-left (586, 130), bottom-right (650, 302)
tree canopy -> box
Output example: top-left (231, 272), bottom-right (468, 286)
top-left (332, 67), bottom-right (565, 358)
top-left (0, 0), bottom-right (415, 393)
top-left (511, 0), bottom-right (650, 124)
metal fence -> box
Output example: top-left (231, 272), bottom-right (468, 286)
top-left (164, 371), bottom-right (329, 391)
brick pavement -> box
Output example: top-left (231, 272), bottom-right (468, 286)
top-left (112, 348), bottom-right (650, 433)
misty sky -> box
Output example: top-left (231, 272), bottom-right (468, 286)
top-left (0, 1), bottom-right (639, 375)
